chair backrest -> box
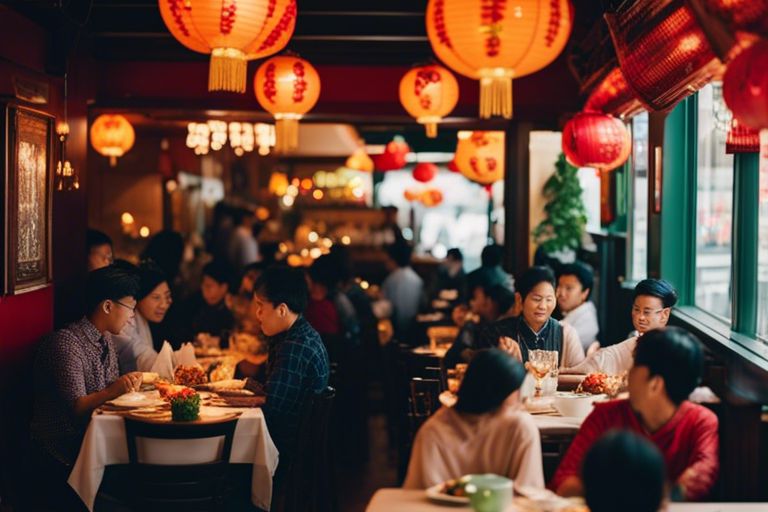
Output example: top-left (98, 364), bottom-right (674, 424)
top-left (123, 417), bottom-right (238, 511)
top-left (409, 377), bottom-right (441, 417)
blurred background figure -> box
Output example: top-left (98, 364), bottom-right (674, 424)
top-left (466, 244), bottom-right (514, 292)
top-left (229, 207), bottom-right (260, 273)
top-left (429, 248), bottom-right (466, 302)
top-left (86, 229), bottom-right (113, 271)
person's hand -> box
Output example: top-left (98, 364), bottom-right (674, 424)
top-left (499, 336), bottom-right (523, 362)
top-left (107, 372), bottom-right (142, 399)
top-left (452, 305), bottom-right (469, 327)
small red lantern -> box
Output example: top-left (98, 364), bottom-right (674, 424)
top-left (584, 67), bottom-right (643, 118)
top-left (447, 158), bottom-right (460, 173)
top-left (723, 40), bottom-right (768, 130)
top-left (412, 162), bottom-right (438, 183)
top-left (726, 118), bottom-right (760, 154)
top-left (562, 112), bottom-right (631, 172)
top-left (373, 138), bottom-right (410, 171)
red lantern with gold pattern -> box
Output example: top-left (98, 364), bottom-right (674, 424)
top-left (454, 131), bottom-right (505, 185)
top-left (399, 64), bottom-right (459, 138)
top-left (723, 40), bottom-right (768, 130)
top-left (584, 67), bottom-right (643, 118)
top-left (413, 162), bottom-right (438, 183)
top-left (562, 112), bottom-right (631, 172)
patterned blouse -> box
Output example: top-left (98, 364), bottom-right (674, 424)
top-left (31, 316), bottom-right (119, 465)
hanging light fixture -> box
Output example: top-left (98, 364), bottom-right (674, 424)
top-left (90, 114), bottom-right (135, 166)
top-left (345, 147), bottom-right (374, 172)
top-left (412, 162), bottom-right (438, 183)
top-left (453, 131), bottom-right (505, 184)
top-left (425, 0), bottom-right (573, 119)
top-left (562, 112), bottom-right (632, 173)
top-left (399, 64), bottom-right (459, 137)
top-left (55, 73), bottom-right (78, 191)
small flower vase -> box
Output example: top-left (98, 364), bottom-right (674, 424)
top-left (169, 389), bottom-right (201, 422)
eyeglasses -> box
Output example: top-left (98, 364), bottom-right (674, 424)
top-left (113, 299), bottom-right (136, 312)
top-left (631, 307), bottom-right (666, 317)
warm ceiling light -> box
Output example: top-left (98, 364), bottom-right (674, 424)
top-left (121, 212), bottom-right (135, 225)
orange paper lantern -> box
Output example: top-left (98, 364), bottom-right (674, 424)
top-left (90, 114), bottom-right (135, 167)
top-left (454, 131), bottom-right (505, 185)
top-left (159, 0), bottom-right (296, 93)
top-left (420, 188), bottom-right (444, 207)
top-left (254, 55), bottom-right (321, 153)
top-left (426, 0), bottom-right (573, 119)
top-left (399, 64), bottom-right (459, 137)
top-left (562, 112), bottom-right (631, 172)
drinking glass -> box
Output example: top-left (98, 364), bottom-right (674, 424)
top-left (529, 350), bottom-right (558, 398)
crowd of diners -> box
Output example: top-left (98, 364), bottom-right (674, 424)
top-left (25, 219), bottom-right (720, 511)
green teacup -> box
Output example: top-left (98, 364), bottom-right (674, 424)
top-left (464, 474), bottom-right (513, 512)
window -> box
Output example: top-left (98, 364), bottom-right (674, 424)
top-left (629, 112), bottom-right (649, 281)
top-left (694, 84), bottom-right (733, 320)
top-left (757, 134), bottom-right (768, 340)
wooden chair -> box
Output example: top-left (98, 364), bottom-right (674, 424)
top-left (122, 417), bottom-right (238, 512)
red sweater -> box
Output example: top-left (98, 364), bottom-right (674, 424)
top-left (550, 399), bottom-right (719, 501)
top-left (305, 298), bottom-right (341, 336)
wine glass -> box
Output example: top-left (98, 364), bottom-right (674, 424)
top-left (528, 350), bottom-right (551, 398)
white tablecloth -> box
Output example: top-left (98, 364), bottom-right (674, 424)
top-left (68, 408), bottom-right (279, 511)
top-left (366, 489), bottom-right (768, 512)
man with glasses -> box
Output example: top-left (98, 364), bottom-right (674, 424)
top-left (30, 265), bottom-right (144, 510)
top-left (562, 279), bottom-right (678, 375)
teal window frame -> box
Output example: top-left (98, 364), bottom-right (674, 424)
top-left (660, 94), bottom-right (768, 371)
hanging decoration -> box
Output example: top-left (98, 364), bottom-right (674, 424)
top-left (345, 148), bottom-right (374, 172)
top-left (726, 118), bottom-right (759, 154)
top-left (185, 121), bottom-right (275, 156)
top-left (723, 40), bottom-right (768, 130)
top-left (372, 137), bottom-right (411, 171)
top-left (399, 64), bottom-right (459, 137)
top-left (55, 73), bottom-right (78, 191)
top-left (268, 172), bottom-right (289, 196)
top-left (583, 67), bottom-right (644, 118)
top-left (562, 112), bottom-right (631, 173)
top-left (426, 0), bottom-right (573, 119)
top-left (453, 131), bottom-right (505, 185)
top-left (254, 54), bottom-right (321, 153)
top-left (412, 162), bottom-right (438, 183)
top-left (698, 0), bottom-right (768, 36)
top-left (159, 0), bottom-right (297, 93)
top-left (90, 114), bottom-right (135, 167)
top-left (447, 158), bottom-right (460, 173)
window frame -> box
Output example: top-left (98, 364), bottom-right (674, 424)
top-left (626, 111), bottom-right (650, 284)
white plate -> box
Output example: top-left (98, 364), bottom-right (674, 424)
top-left (110, 392), bottom-right (165, 408)
top-left (425, 483), bottom-right (470, 505)
top-left (199, 406), bottom-right (237, 418)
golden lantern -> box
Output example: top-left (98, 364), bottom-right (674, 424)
top-left (254, 55), bottom-right (321, 153)
top-left (399, 64), bottom-right (459, 137)
top-left (426, 0), bottom-right (573, 119)
top-left (90, 114), bottom-right (135, 167)
top-left (345, 148), bottom-right (374, 172)
top-left (268, 172), bottom-right (289, 196)
top-left (454, 131), bottom-right (505, 184)
top-left (158, 0), bottom-right (297, 93)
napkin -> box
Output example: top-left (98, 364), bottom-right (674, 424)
top-left (176, 342), bottom-right (198, 367)
top-left (151, 341), bottom-right (174, 381)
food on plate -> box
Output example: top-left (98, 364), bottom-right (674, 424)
top-left (440, 476), bottom-right (472, 497)
top-left (173, 365), bottom-right (208, 386)
top-left (155, 381), bottom-right (192, 399)
top-left (207, 379), bottom-right (246, 391)
top-left (576, 372), bottom-right (625, 396)
top-left (208, 359), bottom-right (236, 382)
top-left (141, 372), bottom-right (159, 384)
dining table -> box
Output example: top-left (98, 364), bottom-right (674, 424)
top-left (366, 488), bottom-right (768, 512)
top-left (68, 391), bottom-right (278, 512)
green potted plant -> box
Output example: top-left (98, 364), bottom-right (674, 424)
top-left (168, 387), bottom-right (201, 422)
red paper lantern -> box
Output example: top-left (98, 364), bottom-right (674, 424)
top-left (723, 40), bottom-right (768, 130)
top-left (413, 162), bottom-right (438, 183)
top-left (584, 67), bottom-right (643, 118)
top-left (373, 138), bottom-right (410, 171)
top-left (726, 118), bottom-right (760, 153)
top-left (447, 158), bottom-right (460, 173)
top-left (562, 112), bottom-right (632, 172)
top-left (699, 0), bottom-right (768, 36)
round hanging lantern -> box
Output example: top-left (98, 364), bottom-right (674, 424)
top-left (404, 189), bottom-right (422, 201)
top-left (420, 188), bottom-right (444, 207)
top-left (723, 40), bottom-right (768, 130)
top-left (454, 131), bottom-right (505, 185)
top-left (159, 0), bottom-right (292, 93)
top-left (346, 148), bottom-right (374, 172)
top-left (562, 112), bottom-right (631, 172)
top-left (90, 114), bottom-right (135, 167)
top-left (399, 64), bottom-right (459, 137)
top-left (373, 138), bottom-right (410, 171)
top-left (254, 55), bottom-right (321, 153)
top-left (447, 158), bottom-right (460, 173)
top-left (426, 0), bottom-right (573, 119)
top-left (413, 162), bottom-right (438, 183)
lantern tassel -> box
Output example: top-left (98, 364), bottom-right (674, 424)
top-left (275, 117), bottom-right (300, 154)
top-left (424, 122), bottom-right (438, 138)
top-left (480, 76), bottom-right (513, 119)
top-left (109, 156), bottom-right (117, 167)
top-left (209, 48), bottom-right (247, 93)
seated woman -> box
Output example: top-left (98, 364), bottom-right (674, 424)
top-left (444, 283), bottom-right (517, 369)
top-left (403, 348), bottom-right (544, 490)
top-left (112, 260), bottom-right (174, 374)
top-left (478, 266), bottom-right (585, 368)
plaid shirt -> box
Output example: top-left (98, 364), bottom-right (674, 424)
top-left (263, 315), bottom-right (329, 453)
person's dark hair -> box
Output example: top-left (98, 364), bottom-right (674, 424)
top-left (231, 207), bottom-right (254, 226)
top-left (633, 327), bottom-right (703, 404)
top-left (136, 260), bottom-right (169, 301)
top-left (480, 244), bottom-right (504, 267)
top-left (557, 261), bottom-right (594, 298)
top-left (581, 430), bottom-right (665, 512)
top-left (486, 284), bottom-right (516, 316)
top-left (203, 260), bottom-right (232, 287)
top-left (141, 230), bottom-right (184, 283)
top-left (85, 265), bottom-right (140, 314)
top-left (86, 229), bottom-right (112, 251)
top-left (455, 348), bottom-right (527, 414)
top-left (582, 430), bottom-right (666, 512)
top-left (446, 248), bottom-right (463, 262)
top-left (308, 254), bottom-right (341, 291)
top-left (516, 266), bottom-right (556, 300)
top-left (387, 242), bottom-right (413, 268)
top-left (633, 278), bottom-right (678, 309)
top-left (254, 265), bottom-right (309, 314)
top-left (328, 245), bottom-right (353, 284)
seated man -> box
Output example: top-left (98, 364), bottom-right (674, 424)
top-left (562, 278), bottom-right (677, 375)
top-left (179, 260), bottom-right (235, 342)
top-left (556, 262), bottom-right (599, 352)
top-left (404, 348), bottom-right (544, 489)
top-left (582, 430), bottom-right (666, 512)
top-left (30, 266), bottom-right (144, 506)
top-left (381, 242), bottom-right (424, 341)
top-left (253, 266), bottom-right (330, 457)
top-left (552, 327), bottom-right (719, 501)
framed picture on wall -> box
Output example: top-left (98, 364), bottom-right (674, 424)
top-left (1, 103), bottom-right (54, 295)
